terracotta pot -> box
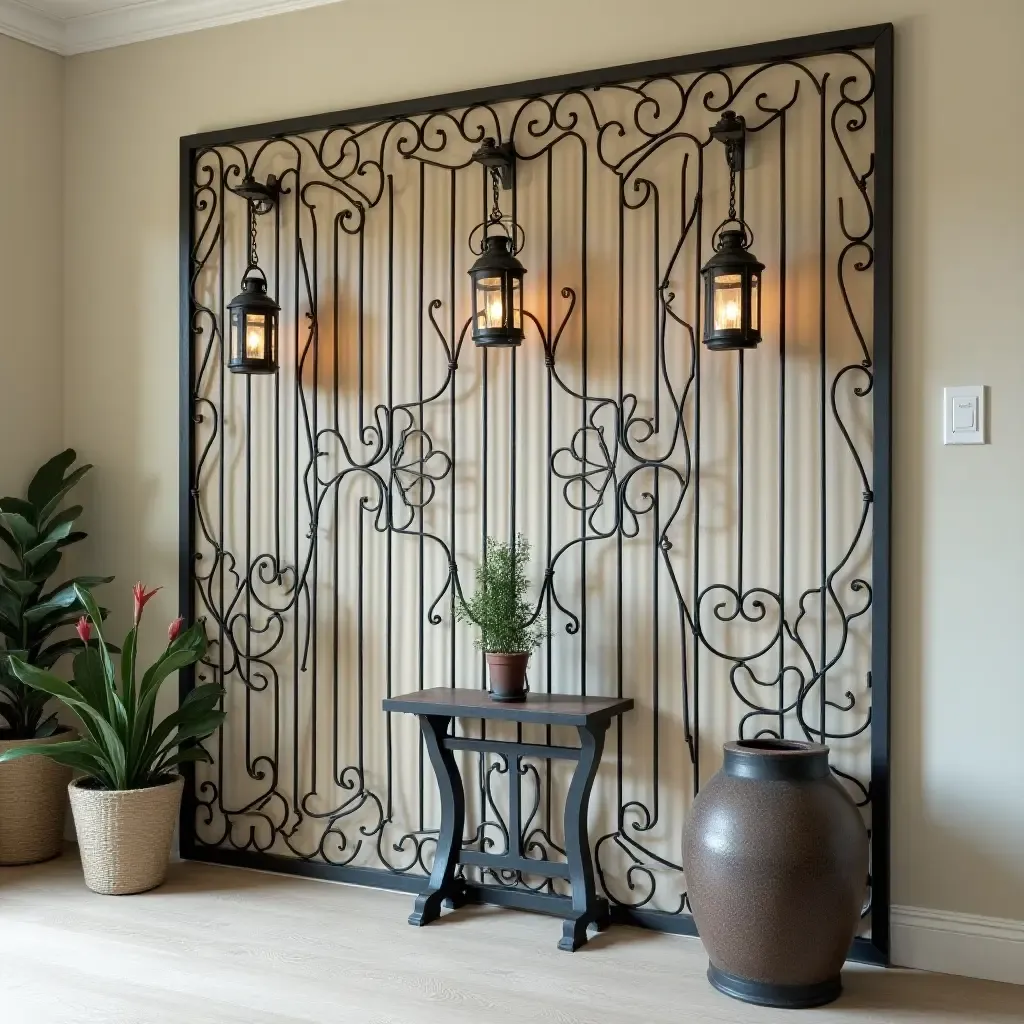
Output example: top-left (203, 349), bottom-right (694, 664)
top-left (69, 774), bottom-right (184, 895)
top-left (0, 729), bottom-right (75, 866)
top-left (682, 740), bottom-right (868, 1009)
top-left (485, 652), bottom-right (529, 702)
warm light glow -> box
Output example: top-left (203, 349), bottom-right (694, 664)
top-left (477, 276), bottom-right (504, 331)
top-left (713, 274), bottom-right (743, 332)
top-left (245, 316), bottom-right (265, 359)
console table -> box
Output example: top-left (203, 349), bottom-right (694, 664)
top-left (382, 687), bottom-right (634, 951)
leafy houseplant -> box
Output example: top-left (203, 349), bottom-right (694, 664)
top-left (0, 584), bottom-right (224, 894)
top-left (0, 449), bottom-right (112, 739)
top-left (0, 449), bottom-right (112, 866)
top-left (456, 534), bottom-right (545, 702)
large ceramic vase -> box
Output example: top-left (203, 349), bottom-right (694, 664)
top-left (69, 774), bottom-right (184, 895)
top-left (682, 740), bottom-right (868, 1009)
top-left (0, 731), bottom-right (74, 865)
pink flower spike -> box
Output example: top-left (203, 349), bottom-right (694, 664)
top-left (132, 582), bottom-right (162, 625)
top-left (168, 617), bottom-right (184, 645)
top-left (75, 616), bottom-right (91, 644)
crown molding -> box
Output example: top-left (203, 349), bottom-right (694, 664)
top-left (0, 1), bottom-right (63, 52)
top-left (0, 0), bottom-right (348, 56)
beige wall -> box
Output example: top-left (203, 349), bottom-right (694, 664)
top-left (0, 35), bottom-right (64, 493)
top-left (58, 0), bottom-right (1023, 934)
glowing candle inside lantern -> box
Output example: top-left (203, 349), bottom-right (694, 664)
top-left (245, 317), bottom-right (265, 358)
top-left (713, 274), bottom-right (743, 332)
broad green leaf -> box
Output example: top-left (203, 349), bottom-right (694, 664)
top-left (56, 531), bottom-right (86, 550)
top-left (1, 576), bottom-right (37, 599)
top-left (9, 657), bottom-right (127, 787)
top-left (37, 465), bottom-right (92, 525)
top-left (35, 714), bottom-right (60, 738)
top-left (0, 699), bottom-right (21, 730)
top-left (138, 623), bottom-right (207, 705)
top-left (23, 520), bottom-right (74, 567)
top-left (72, 585), bottom-right (126, 736)
top-left (27, 549), bottom-right (63, 582)
top-left (121, 626), bottom-right (138, 727)
top-left (0, 524), bottom-right (17, 554)
top-left (0, 590), bottom-right (22, 626)
top-left (40, 505), bottom-right (83, 540)
top-left (24, 588), bottom-right (83, 623)
top-left (26, 450), bottom-right (77, 510)
top-left (132, 681), bottom-right (221, 768)
top-left (0, 512), bottom-right (36, 550)
top-left (35, 637), bottom-right (98, 669)
top-left (40, 577), bottom-right (114, 605)
top-left (0, 738), bottom-right (114, 788)
top-left (71, 646), bottom-right (109, 715)
top-left (153, 744), bottom-right (213, 777)
top-left (0, 497), bottom-right (37, 525)
top-left (147, 710), bottom-right (225, 770)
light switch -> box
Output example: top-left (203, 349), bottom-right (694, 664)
top-left (943, 386), bottom-right (987, 445)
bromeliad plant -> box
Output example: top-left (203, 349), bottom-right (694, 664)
top-left (0, 584), bottom-right (224, 790)
top-left (456, 534), bottom-right (546, 654)
top-left (0, 449), bottom-right (113, 739)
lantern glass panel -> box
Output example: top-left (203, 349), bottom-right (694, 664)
top-left (477, 276), bottom-right (504, 331)
top-left (750, 273), bottom-right (760, 331)
top-left (713, 273), bottom-right (743, 332)
top-left (512, 277), bottom-right (522, 329)
top-left (245, 314), bottom-right (267, 360)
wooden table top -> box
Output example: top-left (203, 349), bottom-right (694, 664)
top-left (383, 687), bottom-right (634, 727)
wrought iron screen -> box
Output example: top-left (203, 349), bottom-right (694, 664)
top-left (179, 25), bottom-right (893, 962)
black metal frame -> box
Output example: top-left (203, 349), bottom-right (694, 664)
top-left (179, 23), bottom-right (894, 965)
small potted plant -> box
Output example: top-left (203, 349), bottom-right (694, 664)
top-left (0, 449), bottom-right (113, 866)
top-left (456, 534), bottom-right (545, 702)
top-left (0, 583), bottom-right (224, 895)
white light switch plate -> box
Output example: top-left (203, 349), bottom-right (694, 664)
top-left (943, 385), bottom-right (987, 445)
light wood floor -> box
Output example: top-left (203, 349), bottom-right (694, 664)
top-left (1, 852), bottom-right (1020, 1023)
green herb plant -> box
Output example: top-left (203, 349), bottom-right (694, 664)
top-left (456, 534), bottom-right (546, 654)
top-left (0, 584), bottom-right (224, 791)
top-left (0, 450), bottom-right (112, 739)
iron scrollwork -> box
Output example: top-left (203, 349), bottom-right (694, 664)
top-left (182, 31), bottom-right (890, 958)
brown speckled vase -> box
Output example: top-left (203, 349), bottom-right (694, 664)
top-left (682, 740), bottom-right (868, 1009)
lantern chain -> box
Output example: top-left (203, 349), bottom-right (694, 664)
top-left (727, 149), bottom-right (738, 223)
top-left (248, 202), bottom-right (260, 270)
top-left (489, 166), bottom-right (502, 224)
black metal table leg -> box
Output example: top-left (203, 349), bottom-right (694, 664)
top-left (558, 722), bottom-right (610, 951)
top-left (408, 714), bottom-right (467, 927)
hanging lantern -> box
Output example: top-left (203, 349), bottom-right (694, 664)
top-left (228, 178), bottom-right (280, 374)
top-left (227, 269), bottom-right (280, 374)
top-left (469, 137), bottom-right (526, 348)
top-left (469, 235), bottom-right (526, 348)
top-left (701, 111), bottom-right (764, 352)
top-left (701, 229), bottom-right (764, 351)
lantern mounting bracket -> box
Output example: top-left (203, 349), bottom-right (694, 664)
top-left (471, 138), bottom-right (515, 190)
top-left (710, 110), bottom-right (746, 173)
top-left (235, 173), bottom-right (281, 215)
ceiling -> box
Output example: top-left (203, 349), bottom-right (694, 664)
top-left (0, 0), bottom-right (348, 54)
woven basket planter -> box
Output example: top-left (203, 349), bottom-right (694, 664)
top-left (69, 774), bottom-right (183, 895)
top-left (0, 730), bottom-right (74, 866)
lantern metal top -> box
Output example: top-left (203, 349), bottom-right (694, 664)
top-left (228, 272), bottom-right (281, 314)
top-left (469, 234), bottom-right (527, 277)
top-left (702, 228), bottom-right (764, 273)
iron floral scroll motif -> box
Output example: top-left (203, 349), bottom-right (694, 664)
top-left (184, 37), bottom-right (886, 953)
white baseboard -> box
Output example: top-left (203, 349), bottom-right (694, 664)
top-left (891, 905), bottom-right (1024, 986)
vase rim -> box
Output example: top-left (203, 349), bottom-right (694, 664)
top-left (726, 739), bottom-right (830, 756)
top-left (723, 739), bottom-right (831, 781)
